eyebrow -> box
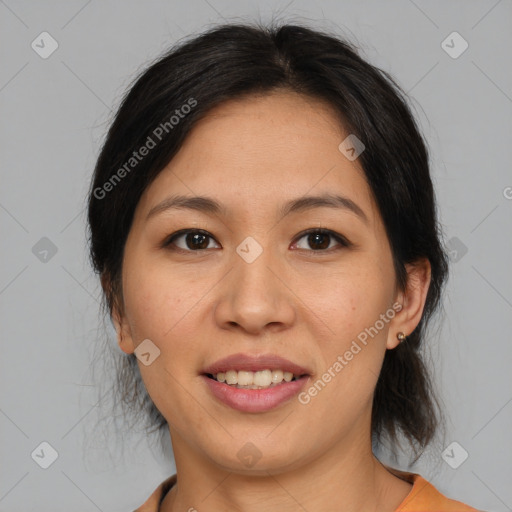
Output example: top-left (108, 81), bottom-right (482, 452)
top-left (146, 193), bottom-right (368, 225)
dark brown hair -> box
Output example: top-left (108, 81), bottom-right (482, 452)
top-left (87, 21), bottom-right (448, 463)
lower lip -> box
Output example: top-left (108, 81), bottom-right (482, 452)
top-left (201, 375), bottom-right (309, 413)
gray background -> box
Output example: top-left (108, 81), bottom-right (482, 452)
top-left (1, 1), bottom-right (511, 511)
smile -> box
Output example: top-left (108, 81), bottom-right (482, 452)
top-left (202, 375), bottom-right (310, 413)
top-left (207, 369), bottom-right (301, 389)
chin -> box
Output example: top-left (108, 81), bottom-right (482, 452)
top-left (201, 436), bottom-right (309, 476)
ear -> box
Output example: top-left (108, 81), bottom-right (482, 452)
top-left (387, 258), bottom-right (431, 350)
top-left (102, 273), bottom-right (135, 355)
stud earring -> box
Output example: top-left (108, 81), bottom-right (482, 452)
top-left (397, 332), bottom-right (406, 343)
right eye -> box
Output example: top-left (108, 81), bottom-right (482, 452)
top-left (163, 229), bottom-right (221, 252)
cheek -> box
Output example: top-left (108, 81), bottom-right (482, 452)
top-left (308, 263), bottom-right (393, 407)
top-left (305, 272), bottom-right (390, 407)
top-left (315, 264), bottom-right (392, 339)
top-left (121, 257), bottom-right (216, 395)
top-left (121, 262), bottom-right (207, 420)
top-left (122, 255), bottom-right (202, 339)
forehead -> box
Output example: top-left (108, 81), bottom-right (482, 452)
top-left (136, 91), bottom-right (377, 223)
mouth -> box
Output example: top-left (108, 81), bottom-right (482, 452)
top-left (204, 369), bottom-right (306, 389)
top-left (201, 353), bottom-right (311, 413)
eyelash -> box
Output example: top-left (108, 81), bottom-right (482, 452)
top-left (162, 228), bottom-right (351, 254)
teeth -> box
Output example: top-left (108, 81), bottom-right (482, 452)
top-left (271, 369), bottom-right (284, 383)
top-left (238, 370), bottom-right (253, 386)
top-left (225, 370), bottom-right (237, 385)
top-left (211, 369), bottom-right (298, 388)
top-left (252, 369), bottom-right (270, 387)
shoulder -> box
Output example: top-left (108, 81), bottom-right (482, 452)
top-left (133, 474), bottom-right (177, 512)
top-left (388, 467), bottom-right (481, 512)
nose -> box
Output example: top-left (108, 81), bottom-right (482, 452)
top-left (213, 246), bottom-right (296, 335)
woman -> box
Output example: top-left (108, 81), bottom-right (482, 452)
top-left (87, 22), bottom-right (479, 512)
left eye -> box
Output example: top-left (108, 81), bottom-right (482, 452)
top-left (165, 229), bottom-right (220, 251)
top-left (292, 229), bottom-right (349, 251)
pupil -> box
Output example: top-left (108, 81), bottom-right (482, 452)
top-left (187, 233), bottom-right (208, 249)
top-left (309, 233), bottom-right (329, 250)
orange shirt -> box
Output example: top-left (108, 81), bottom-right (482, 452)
top-left (133, 469), bottom-right (480, 512)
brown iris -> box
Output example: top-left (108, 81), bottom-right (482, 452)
top-left (307, 232), bottom-right (330, 250)
top-left (186, 232), bottom-right (210, 250)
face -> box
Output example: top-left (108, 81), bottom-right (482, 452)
top-left (113, 91), bottom-right (427, 474)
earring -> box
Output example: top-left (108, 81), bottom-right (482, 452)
top-left (397, 332), bottom-right (406, 343)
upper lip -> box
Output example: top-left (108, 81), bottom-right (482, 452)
top-left (202, 353), bottom-right (311, 376)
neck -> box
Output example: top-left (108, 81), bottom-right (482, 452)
top-left (161, 432), bottom-right (412, 512)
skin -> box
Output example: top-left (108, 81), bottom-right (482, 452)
top-left (112, 91), bottom-right (431, 512)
